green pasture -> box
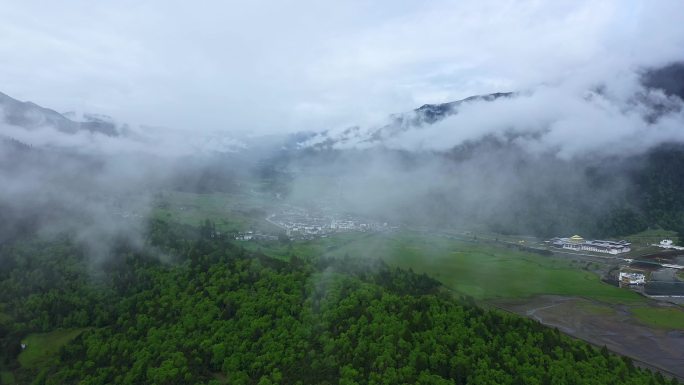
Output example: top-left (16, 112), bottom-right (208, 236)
top-left (624, 228), bottom-right (679, 247)
top-left (252, 231), bottom-right (642, 303)
top-left (153, 190), bottom-right (280, 234)
top-left (18, 328), bottom-right (88, 369)
top-left (631, 306), bottom-right (684, 330)
top-left (338, 233), bottom-right (640, 302)
top-left (241, 232), bottom-right (372, 261)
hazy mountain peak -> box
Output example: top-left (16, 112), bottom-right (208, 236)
top-left (0, 91), bottom-right (118, 136)
top-left (300, 92), bottom-right (514, 149)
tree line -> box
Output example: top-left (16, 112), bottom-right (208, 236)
top-left (0, 219), bottom-right (679, 384)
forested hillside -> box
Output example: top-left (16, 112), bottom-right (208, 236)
top-left (0, 220), bottom-right (678, 384)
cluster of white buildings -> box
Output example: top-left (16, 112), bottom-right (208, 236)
top-left (285, 220), bottom-right (389, 238)
top-left (266, 207), bottom-right (395, 240)
top-left (619, 271), bottom-right (646, 286)
top-left (234, 231), bottom-right (277, 241)
top-left (550, 235), bottom-right (631, 255)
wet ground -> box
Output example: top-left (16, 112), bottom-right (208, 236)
top-left (492, 296), bottom-right (684, 380)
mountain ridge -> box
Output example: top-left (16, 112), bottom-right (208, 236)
top-left (301, 91), bottom-right (514, 149)
top-left (0, 91), bottom-right (118, 136)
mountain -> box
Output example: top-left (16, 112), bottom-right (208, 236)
top-left (271, 63), bottom-right (684, 239)
top-left (642, 61), bottom-right (684, 100)
top-left (0, 91), bottom-right (118, 136)
top-left (300, 92), bottom-right (513, 148)
top-left (301, 62), bottom-right (684, 150)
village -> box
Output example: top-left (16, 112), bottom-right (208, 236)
top-left (266, 205), bottom-right (397, 239)
top-left (548, 234), bottom-right (684, 300)
top-left (232, 205), bottom-right (399, 241)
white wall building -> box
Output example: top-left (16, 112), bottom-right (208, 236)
top-left (619, 272), bottom-right (646, 285)
top-left (654, 239), bottom-right (684, 250)
top-left (551, 236), bottom-right (631, 255)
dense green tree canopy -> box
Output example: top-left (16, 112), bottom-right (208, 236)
top-left (0, 220), bottom-right (679, 384)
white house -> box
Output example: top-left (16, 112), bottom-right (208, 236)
top-left (653, 239), bottom-right (684, 250)
top-left (619, 272), bottom-right (646, 285)
top-left (550, 236), bottom-right (631, 254)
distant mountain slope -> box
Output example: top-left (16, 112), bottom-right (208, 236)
top-left (275, 62), bottom-right (684, 239)
top-left (642, 61), bottom-right (684, 100)
top-left (302, 62), bottom-right (684, 151)
top-left (412, 92), bottom-right (514, 124)
top-left (0, 91), bottom-right (118, 136)
top-left (301, 92), bottom-right (513, 148)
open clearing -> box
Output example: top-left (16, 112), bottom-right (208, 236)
top-left (624, 228), bottom-right (679, 247)
top-left (631, 306), bottom-right (684, 330)
top-left (266, 231), bottom-right (643, 303)
top-left (153, 190), bottom-right (281, 234)
top-left (18, 328), bottom-right (88, 369)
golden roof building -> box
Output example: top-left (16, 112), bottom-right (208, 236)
top-left (569, 235), bottom-right (584, 243)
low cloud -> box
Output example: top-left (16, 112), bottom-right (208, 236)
top-left (1, 1), bottom-right (683, 135)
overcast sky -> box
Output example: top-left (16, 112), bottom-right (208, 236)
top-left (1, 0), bottom-right (683, 135)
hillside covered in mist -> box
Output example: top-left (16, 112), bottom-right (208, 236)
top-left (259, 62), bottom-right (684, 239)
top-left (3, 2), bottom-right (684, 383)
top-left (3, 62), bottom-right (684, 246)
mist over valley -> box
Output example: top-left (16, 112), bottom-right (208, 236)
top-left (2, 2), bottom-right (684, 384)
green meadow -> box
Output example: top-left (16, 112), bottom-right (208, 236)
top-left (153, 190), bottom-right (281, 234)
top-left (623, 228), bottom-right (679, 246)
top-left (631, 306), bottom-right (684, 330)
top-left (248, 230), bottom-right (642, 303)
top-left (18, 329), bottom-right (88, 369)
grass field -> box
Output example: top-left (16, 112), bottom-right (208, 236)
top-left (624, 228), bottom-right (679, 247)
top-left (241, 232), bottom-right (372, 261)
top-left (250, 231), bottom-right (642, 303)
top-left (300, 232), bottom-right (684, 328)
top-left (348, 233), bottom-right (640, 302)
top-left (18, 329), bottom-right (88, 369)
top-left (631, 306), bottom-right (684, 330)
top-left (153, 190), bottom-right (281, 234)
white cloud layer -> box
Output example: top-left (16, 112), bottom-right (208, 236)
top-left (1, 0), bottom-right (683, 136)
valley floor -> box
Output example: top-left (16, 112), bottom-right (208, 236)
top-left (152, 190), bottom-right (684, 381)
top-left (246, 230), bottom-right (684, 380)
top-left (492, 296), bottom-right (684, 381)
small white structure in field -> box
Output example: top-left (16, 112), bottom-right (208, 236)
top-left (21, 343), bottom-right (27, 350)
top-left (619, 272), bottom-right (646, 285)
top-left (653, 239), bottom-right (684, 250)
top-left (234, 231), bottom-right (253, 241)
